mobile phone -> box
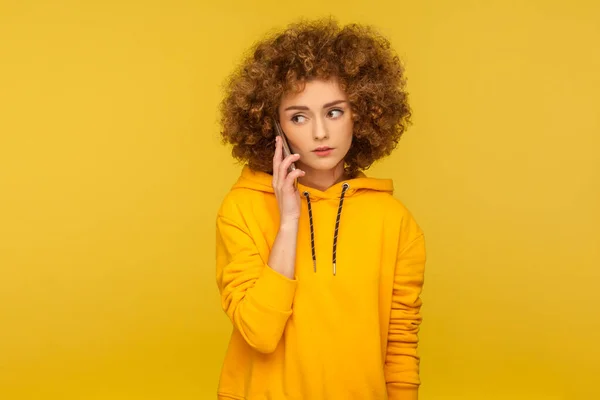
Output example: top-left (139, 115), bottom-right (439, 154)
top-left (274, 119), bottom-right (296, 173)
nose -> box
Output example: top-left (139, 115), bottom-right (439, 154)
top-left (312, 116), bottom-right (329, 140)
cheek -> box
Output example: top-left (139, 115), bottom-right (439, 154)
top-left (280, 123), bottom-right (303, 147)
top-left (285, 132), bottom-right (308, 153)
top-left (343, 121), bottom-right (354, 145)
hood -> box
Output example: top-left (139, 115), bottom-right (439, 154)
top-left (232, 165), bottom-right (394, 199)
top-left (231, 165), bottom-right (394, 276)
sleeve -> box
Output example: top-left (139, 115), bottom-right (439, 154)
top-left (385, 233), bottom-right (426, 400)
top-left (215, 214), bottom-right (298, 354)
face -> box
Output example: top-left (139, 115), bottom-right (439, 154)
top-left (278, 78), bottom-right (353, 174)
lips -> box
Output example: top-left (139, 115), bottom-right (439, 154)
top-left (313, 147), bottom-right (334, 157)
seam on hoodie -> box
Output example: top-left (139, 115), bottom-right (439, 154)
top-left (397, 233), bottom-right (425, 258)
top-left (217, 392), bottom-right (245, 400)
top-left (217, 215), bottom-right (256, 242)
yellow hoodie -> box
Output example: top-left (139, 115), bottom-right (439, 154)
top-left (216, 166), bottom-right (426, 400)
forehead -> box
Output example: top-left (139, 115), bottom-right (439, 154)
top-left (280, 78), bottom-right (347, 108)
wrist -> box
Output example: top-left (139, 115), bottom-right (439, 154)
top-left (279, 219), bottom-right (299, 231)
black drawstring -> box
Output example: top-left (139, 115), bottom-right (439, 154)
top-left (303, 191), bottom-right (317, 272)
top-left (332, 183), bottom-right (349, 276)
top-left (303, 183), bottom-right (350, 276)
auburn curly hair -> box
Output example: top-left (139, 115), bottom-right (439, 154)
top-left (219, 18), bottom-right (412, 175)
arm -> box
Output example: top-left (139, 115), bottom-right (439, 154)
top-left (268, 220), bottom-right (300, 279)
top-left (216, 215), bottom-right (298, 354)
top-left (215, 135), bottom-right (304, 353)
top-left (385, 233), bottom-right (426, 400)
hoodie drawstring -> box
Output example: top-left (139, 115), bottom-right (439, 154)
top-left (332, 183), bottom-right (349, 275)
top-left (303, 182), bottom-right (350, 276)
top-left (303, 190), bottom-right (317, 273)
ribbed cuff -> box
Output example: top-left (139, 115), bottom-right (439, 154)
top-left (249, 266), bottom-right (297, 312)
top-left (387, 383), bottom-right (418, 400)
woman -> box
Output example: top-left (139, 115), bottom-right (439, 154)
top-left (216, 18), bottom-right (426, 400)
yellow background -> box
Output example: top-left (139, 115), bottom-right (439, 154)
top-left (1, 1), bottom-right (599, 399)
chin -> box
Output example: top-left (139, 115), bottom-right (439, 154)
top-left (304, 158), bottom-right (345, 172)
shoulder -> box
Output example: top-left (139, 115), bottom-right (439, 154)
top-left (217, 184), bottom-right (274, 228)
top-left (217, 188), bottom-right (253, 221)
top-left (360, 189), bottom-right (418, 221)
top-left (364, 190), bottom-right (424, 244)
top-left (217, 165), bottom-right (275, 221)
top-left (350, 173), bottom-right (416, 223)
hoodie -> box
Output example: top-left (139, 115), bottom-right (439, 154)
top-left (215, 165), bottom-right (426, 400)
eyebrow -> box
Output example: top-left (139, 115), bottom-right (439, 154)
top-left (283, 99), bottom-right (347, 111)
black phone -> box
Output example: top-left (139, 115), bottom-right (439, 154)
top-left (274, 120), bottom-right (296, 173)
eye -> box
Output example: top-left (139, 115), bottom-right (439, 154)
top-left (291, 114), bottom-right (308, 124)
top-left (328, 109), bottom-right (344, 119)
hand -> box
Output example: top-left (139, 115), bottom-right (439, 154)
top-left (272, 136), bottom-right (305, 225)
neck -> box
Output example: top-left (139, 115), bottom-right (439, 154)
top-left (297, 161), bottom-right (347, 192)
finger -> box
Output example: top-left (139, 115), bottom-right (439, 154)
top-left (283, 168), bottom-right (305, 190)
top-left (279, 153), bottom-right (300, 183)
top-left (272, 136), bottom-right (282, 183)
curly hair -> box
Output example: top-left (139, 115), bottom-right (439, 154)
top-left (219, 18), bottom-right (412, 175)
